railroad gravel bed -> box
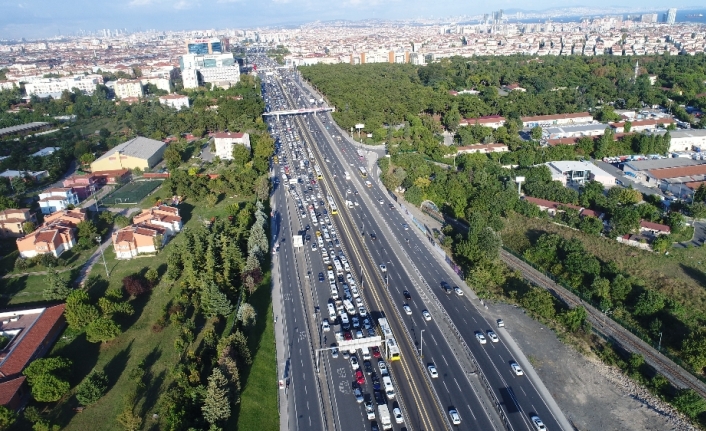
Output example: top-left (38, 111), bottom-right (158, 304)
top-left (486, 302), bottom-right (696, 431)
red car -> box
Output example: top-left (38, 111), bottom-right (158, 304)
top-left (355, 369), bottom-right (365, 385)
top-left (371, 346), bottom-right (381, 358)
top-left (311, 179), bottom-right (316, 184)
top-left (344, 331), bottom-right (353, 341)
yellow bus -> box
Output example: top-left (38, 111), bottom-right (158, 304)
top-left (315, 165), bottom-right (323, 180)
top-left (378, 318), bottom-right (401, 361)
top-left (327, 195), bottom-right (338, 215)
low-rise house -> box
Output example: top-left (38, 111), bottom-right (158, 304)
top-left (159, 94), bottom-right (190, 110)
top-left (458, 115), bottom-right (506, 129)
top-left (0, 209), bottom-right (36, 238)
top-left (37, 187), bottom-right (80, 215)
top-left (610, 118), bottom-right (676, 133)
top-left (639, 220), bottom-right (671, 236)
top-left (43, 208), bottom-right (88, 227)
top-left (213, 132), bottom-right (250, 160)
top-left (112, 223), bottom-right (167, 259)
top-left (16, 221), bottom-right (76, 258)
top-left (522, 112), bottom-right (593, 128)
top-left (132, 205), bottom-right (182, 235)
top-left (545, 160), bottom-right (617, 187)
top-left (0, 304), bottom-right (66, 411)
top-left (522, 196), bottom-right (582, 216)
top-left (456, 143), bottom-right (509, 154)
top-left (0, 170), bottom-right (48, 181)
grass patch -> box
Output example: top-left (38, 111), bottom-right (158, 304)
top-left (671, 226), bottom-right (696, 243)
top-left (233, 274), bottom-right (278, 431)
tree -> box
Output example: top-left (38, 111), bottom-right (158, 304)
top-left (76, 220), bottom-right (99, 249)
top-left (520, 287), bottom-right (556, 320)
top-left (579, 216), bottom-right (604, 236)
top-left (688, 202), bottom-right (706, 219)
top-left (254, 175), bottom-right (270, 201)
top-left (22, 357), bottom-right (71, 402)
top-left (665, 211), bottom-right (685, 234)
top-left (0, 406), bottom-right (16, 430)
top-left (237, 303), bottom-right (257, 328)
top-left (22, 221), bottom-right (36, 234)
top-left (610, 274), bottom-right (632, 303)
top-left (201, 281), bottom-right (233, 318)
top-left (43, 271), bottom-right (71, 301)
top-left (672, 389), bottom-right (706, 419)
top-left (232, 144), bottom-right (251, 166)
top-left (114, 214), bottom-right (131, 228)
top-left (682, 328), bottom-right (706, 373)
top-left (652, 235), bottom-right (671, 253)
top-left (623, 121), bottom-right (632, 133)
top-left (633, 290), bottom-right (666, 316)
top-left (85, 317), bottom-right (121, 343)
top-left (560, 306), bottom-right (587, 332)
top-left (530, 126), bottom-right (543, 141)
top-left (694, 183), bottom-right (706, 203)
top-left (76, 370), bottom-right (109, 405)
top-left (145, 268), bottom-right (159, 287)
top-left (122, 274), bottom-right (150, 297)
top-left (202, 367), bottom-right (231, 425)
top-left (65, 290), bottom-right (100, 330)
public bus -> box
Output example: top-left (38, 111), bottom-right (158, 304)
top-left (327, 194), bottom-right (338, 215)
top-left (358, 166), bottom-right (368, 178)
top-left (314, 165), bottom-right (323, 180)
top-left (377, 318), bottom-right (401, 361)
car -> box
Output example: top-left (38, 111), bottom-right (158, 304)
top-left (487, 330), bottom-right (499, 342)
top-left (355, 369), bottom-right (365, 385)
top-left (342, 350), bottom-right (350, 359)
top-left (355, 329), bottom-right (364, 339)
top-left (449, 409), bottom-right (461, 425)
top-left (354, 386), bottom-right (364, 403)
top-left (331, 347), bottom-right (339, 358)
top-left (428, 364), bottom-right (438, 378)
top-left (352, 316), bottom-right (360, 328)
top-left (311, 243), bottom-right (318, 251)
top-left (402, 223), bottom-right (409, 230)
top-left (322, 319), bottom-right (330, 332)
top-left (344, 331), bottom-right (353, 341)
top-left (371, 423), bottom-right (380, 431)
top-left (497, 319), bottom-right (505, 328)
top-left (350, 355), bottom-right (359, 370)
top-left (511, 361), bottom-right (524, 376)
top-left (371, 346), bottom-right (381, 358)
top-left (318, 272), bottom-right (324, 282)
top-left (378, 199), bottom-right (384, 204)
top-left (378, 360), bottom-right (388, 375)
top-left (379, 264), bottom-right (387, 272)
top-left (359, 306), bottom-right (368, 317)
top-left (305, 224), bottom-right (310, 230)
top-left (476, 332), bottom-right (487, 344)
top-left (403, 290), bottom-right (411, 300)
top-left (403, 304), bottom-right (412, 315)
top-left (370, 233), bottom-right (377, 240)
top-left (367, 327), bottom-right (376, 337)
top-left (441, 281), bottom-right (452, 294)
top-left (364, 360), bottom-right (374, 375)
top-left (422, 310), bottom-right (432, 321)
top-left (374, 390), bottom-right (385, 405)
top-left (365, 401), bottom-right (376, 420)
top-left (356, 297), bottom-right (364, 307)
top-left (305, 234), bottom-right (311, 241)
top-left (454, 286), bottom-right (464, 296)
top-left (393, 407), bottom-right (404, 424)
top-left (531, 415), bottom-right (546, 431)
top-left (371, 373), bottom-right (381, 390)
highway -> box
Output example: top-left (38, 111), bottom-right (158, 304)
top-left (285, 70), bottom-right (570, 431)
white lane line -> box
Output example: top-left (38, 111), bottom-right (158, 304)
top-left (441, 354), bottom-right (449, 366)
top-left (443, 381), bottom-right (450, 393)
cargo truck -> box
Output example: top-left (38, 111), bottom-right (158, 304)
top-left (378, 405), bottom-right (392, 430)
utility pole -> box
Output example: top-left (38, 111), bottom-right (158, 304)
top-left (420, 329), bottom-right (425, 358)
top-left (96, 235), bottom-right (109, 277)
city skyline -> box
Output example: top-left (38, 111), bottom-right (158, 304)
top-left (0, 1), bottom-right (704, 39)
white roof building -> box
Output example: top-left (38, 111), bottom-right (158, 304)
top-left (159, 94), bottom-right (190, 110)
top-left (545, 160), bottom-right (617, 188)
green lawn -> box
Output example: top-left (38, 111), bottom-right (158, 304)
top-left (234, 273), bottom-right (278, 431)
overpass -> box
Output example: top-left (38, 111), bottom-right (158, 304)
top-left (263, 107), bottom-right (334, 120)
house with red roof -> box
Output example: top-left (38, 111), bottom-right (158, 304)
top-left (0, 304), bottom-right (66, 411)
top-left (213, 131), bottom-right (250, 160)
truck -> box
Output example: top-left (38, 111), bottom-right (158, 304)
top-left (345, 171), bottom-right (351, 180)
top-left (382, 376), bottom-right (395, 399)
top-left (309, 98), bottom-right (315, 104)
top-left (378, 405), bottom-right (392, 430)
top-left (346, 200), bottom-right (354, 208)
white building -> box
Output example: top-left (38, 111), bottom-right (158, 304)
top-left (545, 160), bottom-right (616, 188)
top-left (179, 52), bottom-right (240, 89)
top-left (668, 130), bottom-right (706, 152)
top-left (213, 132), bottom-right (250, 160)
top-left (31, 147), bottom-right (61, 157)
top-left (140, 77), bottom-right (171, 93)
top-left (24, 74), bottom-right (104, 97)
top-left (37, 188), bottom-right (80, 215)
top-left (182, 69), bottom-right (199, 90)
top-left (0, 81), bottom-right (16, 91)
top-left (159, 94), bottom-right (190, 110)
top-left (456, 143), bottom-right (509, 154)
top-left (113, 79), bottom-right (144, 99)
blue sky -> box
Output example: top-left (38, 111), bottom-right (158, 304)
top-left (0, 0), bottom-right (698, 39)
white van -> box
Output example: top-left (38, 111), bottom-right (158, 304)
top-left (343, 261), bottom-right (351, 273)
top-left (343, 299), bottom-right (356, 315)
top-left (327, 303), bottom-right (337, 320)
top-left (382, 376), bottom-right (395, 399)
top-left (361, 347), bottom-right (371, 361)
top-left (328, 270), bottom-right (335, 282)
top-left (334, 259), bottom-right (344, 275)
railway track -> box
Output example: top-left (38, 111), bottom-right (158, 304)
top-left (500, 249), bottom-right (706, 400)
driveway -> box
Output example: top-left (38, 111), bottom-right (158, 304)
top-left (674, 220), bottom-right (706, 248)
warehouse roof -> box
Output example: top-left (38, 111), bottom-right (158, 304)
top-left (648, 164), bottom-right (706, 180)
top-left (624, 158), bottom-right (703, 172)
top-left (0, 122), bottom-right (50, 137)
top-left (95, 136), bottom-right (165, 162)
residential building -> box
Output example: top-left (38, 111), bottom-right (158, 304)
top-left (521, 196), bottom-right (582, 216)
top-left (140, 77), bottom-right (171, 93)
top-left (90, 137), bottom-right (166, 172)
top-left (521, 112), bottom-right (593, 128)
top-left (0, 122), bottom-right (50, 138)
top-left (43, 208), bottom-right (88, 227)
top-left (639, 220), bottom-right (671, 236)
top-left (0, 81), bottom-right (15, 91)
top-left (37, 188), bottom-right (80, 215)
top-left (16, 220), bottom-right (76, 258)
top-left (0, 209), bottom-right (35, 238)
top-left (213, 132), bottom-right (250, 160)
top-left (23, 75), bottom-right (103, 97)
top-left (545, 160), bottom-right (617, 187)
top-left (0, 304), bottom-right (66, 411)
top-left (113, 79), bottom-right (144, 99)
top-left (30, 147), bottom-right (60, 158)
top-left (112, 223), bottom-right (168, 259)
top-left (456, 143), bottom-right (509, 154)
top-left (159, 94), bottom-right (190, 110)
top-left (458, 115), bottom-right (506, 129)
top-left (132, 205), bottom-right (182, 236)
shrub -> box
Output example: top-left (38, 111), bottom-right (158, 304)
top-left (122, 274), bottom-right (150, 297)
top-left (14, 257), bottom-right (29, 271)
top-left (76, 370), bottom-right (109, 405)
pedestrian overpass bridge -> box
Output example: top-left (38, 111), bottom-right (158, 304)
top-left (263, 107), bottom-right (334, 120)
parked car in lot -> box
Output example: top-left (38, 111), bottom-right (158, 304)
top-left (393, 407), bottom-right (404, 424)
top-left (355, 369), bottom-right (365, 385)
top-left (350, 355), bottom-right (359, 370)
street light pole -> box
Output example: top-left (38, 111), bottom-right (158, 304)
top-left (658, 332), bottom-right (663, 351)
top-left (96, 235), bottom-right (109, 277)
top-left (420, 329), bottom-right (425, 358)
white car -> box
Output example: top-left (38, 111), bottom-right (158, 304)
top-left (322, 319), bottom-right (330, 332)
top-left (378, 199), bottom-right (384, 204)
top-left (393, 407), bottom-right (404, 424)
top-left (454, 287), bottom-right (463, 296)
top-left (428, 364), bottom-right (438, 378)
top-left (378, 360), bottom-right (388, 375)
top-left (531, 415), bottom-right (547, 431)
top-left (350, 356), bottom-right (359, 370)
top-left (422, 310), bottom-right (432, 321)
top-left (511, 362), bottom-right (524, 376)
top-left (379, 264), bottom-right (387, 272)
top-left (358, 306), bottom-right (368, 317)
top-left (449, 409), bottom-right (461, 425)
top-left (487, 330), bottom-right (499, 343)
top-left (354, 387), bottom-right (364, 403)
top-left (403, 304), bottom-right (412, 315)
top-left (355, 297), bottom-right (364, 306)
top-left (475, 332), bottom-right (487, 344)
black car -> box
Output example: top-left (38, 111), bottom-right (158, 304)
top-left (306, 234), bottom-right (311, 241)
top-left (403, 290), bottom-right (411, 300)
top-left (364, 360), bottom-right (373, 375)
top-left (338, 275), bottom-right (344, 283)
top-left (441, 281), bottom-right (452, 294)
top-left (305, 224), bottom-right (310, 230)
top-left (374, 390), bottom-right (385, 405)
top-left (371, 373), bottom-right (380, 390)
top-left (370, 233), bottom-right (377, 240)
top-left (318, 272), bottom-right (324, 282)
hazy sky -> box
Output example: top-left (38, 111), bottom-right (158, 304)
top-left (0, 0), bottom-right (698, 39)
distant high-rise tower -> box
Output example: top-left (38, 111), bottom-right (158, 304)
top-left (667, 8), bottom-right (677, 25)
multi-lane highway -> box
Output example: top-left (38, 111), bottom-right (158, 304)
top-left (263, 54), bottom-right (569, 431)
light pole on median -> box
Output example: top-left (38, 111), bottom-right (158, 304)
top-left (420, 329), bottom-right (425, 359)
top-left (96, 235), bottom-right (109, 277)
